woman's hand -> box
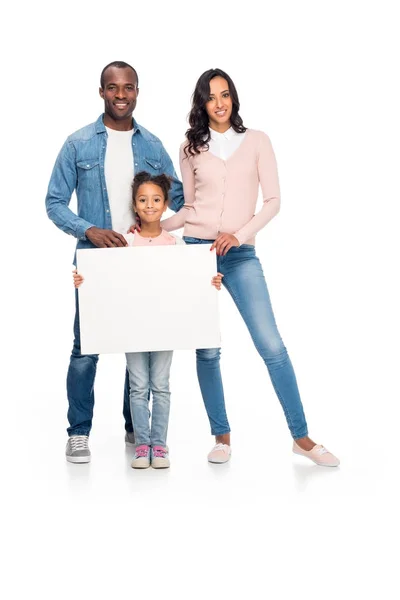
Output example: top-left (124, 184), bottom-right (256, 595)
top-left (210, 233), bottom-right (239, 256)
top-left (73, 269), bottom-right (84, 288)
top-left (211, 273), bottom-right (224, 290)
top-left (128, 215), bottom-right (141, 234)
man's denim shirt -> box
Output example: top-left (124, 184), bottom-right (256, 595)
top-left (45, 114), bottom-right (184, 251)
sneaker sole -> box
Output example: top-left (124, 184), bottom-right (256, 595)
top-left (66, 455), bottom-right (91, 464)
top-left (208, 456), bottom-right (231, 464)
top-left (151, 461), bottom-right (170, 469)
top-left (293, 450), bottom-right (340, 467)
top-left (131, 461), bottom-right (150, 469)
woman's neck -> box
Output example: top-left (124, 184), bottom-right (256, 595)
top-left (138, 222), bottom-right (162, 237)
top-left (209, 122), bottom-right (232, 134)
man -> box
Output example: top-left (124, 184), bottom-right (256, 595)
top-left (46, 61), bottom-right (184, 463)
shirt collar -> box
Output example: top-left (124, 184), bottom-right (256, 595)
top-left (95, 114), bottom-right (140, 134)
top-left (209, 126), bottom-right (236, 141)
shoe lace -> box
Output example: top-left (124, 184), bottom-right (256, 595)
top-left (135, 445), bottom-right (149, 458)
top-left (70, 436), bottom-right (89, 451)
top-left (317, 446), bottom-right (328, 455)
top-left (152, 446), bottom-right (167, 458)
top-left (212, 443), bottom-right (227, 451)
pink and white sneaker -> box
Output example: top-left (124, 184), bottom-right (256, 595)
top-left (151, 446), bottom-right (170, 469)
top-left (293, 441), bottom-right (340, 467)
top-left (131, 444), bottom-right (151, 469)
top-left (207, 443), bottom-right (231, 464)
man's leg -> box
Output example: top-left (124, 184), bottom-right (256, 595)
top-left (123, 368), bottom-right (133, 432)
top-left (66, 290), bottom-right (99, 437)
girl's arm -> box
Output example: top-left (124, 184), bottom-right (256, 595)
top-left (211, 273), bottom-right (224, 290)
top-left (233, 132), bottom-right (281, 246)
top-left (161, 144), bottom-right (196, 232)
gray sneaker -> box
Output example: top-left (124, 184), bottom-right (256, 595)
top-left (125, 431), bottom-right (136, 446)
top-left (66, 435), bottom-right (91, 463)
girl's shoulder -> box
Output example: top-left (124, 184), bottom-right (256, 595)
top-left (124, 232), bottom-right (135, 246)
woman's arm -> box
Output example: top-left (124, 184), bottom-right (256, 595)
top-left (161, 144), bottom-right (196, 232)
top-left (233, 133), bottom-right (281, 245)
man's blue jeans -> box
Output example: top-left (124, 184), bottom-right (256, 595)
top-left (183, 238), bottom-right (308, 440)
top-left (66, 291), bottom-right (132, 436)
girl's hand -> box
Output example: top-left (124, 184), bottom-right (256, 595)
top-left (210, 233), bottom-right (239, 256)
top-left (73, 269), bottom-right (84, 288)
top-left (211, 273), bottom-right (224, 290)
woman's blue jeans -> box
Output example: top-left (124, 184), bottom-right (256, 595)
top-left (184, 238), bottom-right (308, 440)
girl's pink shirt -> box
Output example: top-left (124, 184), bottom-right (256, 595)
top-left (124, 230), bottom-right (180, 246)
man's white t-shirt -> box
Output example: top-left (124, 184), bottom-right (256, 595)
top-left (104, 126), bottom-right (136, 234)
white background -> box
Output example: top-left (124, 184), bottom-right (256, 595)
top-left (2, 1), bottom-right (399, 598)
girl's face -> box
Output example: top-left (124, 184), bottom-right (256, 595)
top-left (134, 182), bottom-right (167, 224)
top-left (205, 76), bottom-right (233, 131)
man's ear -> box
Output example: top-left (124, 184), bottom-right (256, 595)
top-left (99, 87), bottom-right (104, 99)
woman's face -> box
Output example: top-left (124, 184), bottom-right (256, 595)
top-left (134, 183), bottom-right (167, 224)
top-left (205, 77), bottom-right (232, 131)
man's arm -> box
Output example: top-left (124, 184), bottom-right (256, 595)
top-left (45, 139), bottom-right (127, 247)
top-left (45, 139), bottom-right (95, 240)
top-left (159, 143), bottom-right (184, 213)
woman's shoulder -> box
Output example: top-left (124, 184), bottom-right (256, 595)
top-left (245, 128), bottom-right (271, 142)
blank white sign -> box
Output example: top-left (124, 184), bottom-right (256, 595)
top-left (77, 244), bottom-right (220, 354)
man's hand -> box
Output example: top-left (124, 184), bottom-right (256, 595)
top-left (85, 226), bottom-right (127, 248)
top-left (210, 233), bottom-right (240, 256)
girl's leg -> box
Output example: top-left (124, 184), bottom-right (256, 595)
top-left (149, 351), bottom-right (173, 447)
top-left (222, 246), bottom-right (310, 442)
top-left (125, 352), bottom-right (151, 446)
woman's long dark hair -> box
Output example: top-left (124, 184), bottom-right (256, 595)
top-left (185, 68), bottom-right (247, 157)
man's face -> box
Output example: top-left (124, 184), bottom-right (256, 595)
top-left (99, 67), bottom-right (139, 121)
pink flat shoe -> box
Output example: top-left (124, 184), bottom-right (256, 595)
top-left (293, 441), bottom-right (340, 467)
top-left (207, 443), bottom-right (231, 464)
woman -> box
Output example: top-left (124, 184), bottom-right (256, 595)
top-left (162, 68), bottom-right (339, 467)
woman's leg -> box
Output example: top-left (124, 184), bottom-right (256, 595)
top-left (183, 237), bottom-right (231, 444)
top-left (125, 352), bottom-right (151, 446)
top-left (222, 246), bottom-right (309, 442)
top-left (149, 351), bottom-right (173, 447)
top-left (196, 347), bottom-right (231, 442)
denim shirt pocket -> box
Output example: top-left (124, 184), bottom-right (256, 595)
top-left (77, 160), bottom-right (101, 193)
top-left (144, 157), bottom-right (161, 172)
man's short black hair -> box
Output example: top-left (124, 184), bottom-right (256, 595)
top-left (100, 61), bottom-right (139, 88)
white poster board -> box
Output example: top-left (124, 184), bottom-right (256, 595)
top-left (77, 244), bottom-right (220, 354)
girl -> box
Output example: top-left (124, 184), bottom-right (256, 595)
top-left (74, 171), bottom-right (223, 469)
top-left (161, 69), bottom-right (340, 467)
